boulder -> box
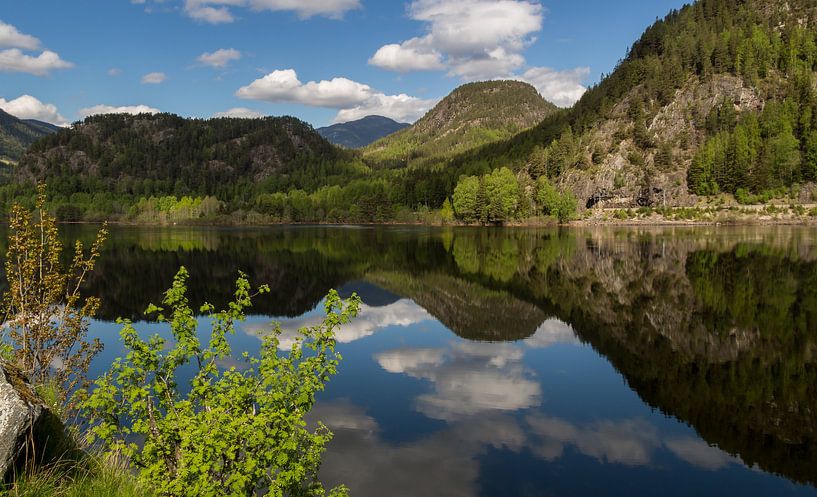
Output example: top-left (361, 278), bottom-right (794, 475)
top-left (0, 362), bottom-right (70, 481)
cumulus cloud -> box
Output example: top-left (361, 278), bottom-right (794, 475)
top-left (333, 93), bottom-right (436, 124)
top-left (212, 107), bottom-right (264, 118)
top-left (243, 299), bottom-right (434, 349)
top-left (0, 21), bottom-right (40, 50)
top-left (526, 415), bottom-right (661, 466)
top-left (78, 104), bottom-right (161, 118)
top-left (0, 95), bottom-right (68, 126)
top-left (368, 0), bottom-right (589, 107)
top-left (369, 40), bottom-right (445, 72)
top-left (197, 48), bottom-right (242, 68)
top-left (236, 68), bottom-right (436, 123)
top-left (375, 341), bottom-right (541, 421)
top-left (0, 49), bottom-right (73, 76)
top-left (518, 66), bottom-right (590, 108)
top-left (183, 0), bottom-right (360, 23)
top-left (107, 67), bottom-right (122, 76)
top-left (0, 21), bottom-right (73, 76)
top-left (369, 0), bottom-right (540, 79)
top-left (141, 71), bottom-right (167, 84)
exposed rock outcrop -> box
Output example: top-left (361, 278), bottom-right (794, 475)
top-left (0, 362), bottom-right (70, 481)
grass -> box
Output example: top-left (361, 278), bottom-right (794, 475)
top-left (0, 381), bottom-right (154, 497)
top-left (2, 455), bottom-right (151, 497)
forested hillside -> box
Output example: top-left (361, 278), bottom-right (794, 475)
top-left (363, 80), bottom-right (557, 169)
top-left (9, 0), bottom-right (817, 224)
top-left (442, 0), bottom-right (817, 209)
top-left (0, 109), bottom-right (59, 162)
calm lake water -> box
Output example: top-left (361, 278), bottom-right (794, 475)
top-left (9, 224), bottom-right (817, 496)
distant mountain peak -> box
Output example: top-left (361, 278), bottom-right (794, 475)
top-left (316, 115), bottom-right (410, 149)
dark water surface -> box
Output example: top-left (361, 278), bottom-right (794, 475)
top-left (15, 225), bottom-right (817, 496)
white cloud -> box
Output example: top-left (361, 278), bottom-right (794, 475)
top-left (526, 415), bottom-right (661, 466)
top-left (237, 68), bottom-right (435, 123)
top-left (664, 438), bottom-right (737, 470)
top-left (523, 318), bottom-right (579, 348)
top-left (107, 67), bottom-right (122, 77)
top-left (368, 0), bottom-right (589, 106)
top-left (249, 0), bottom-right (361, 18)
top-left (244, 299), bottom-right (434, 350)
top-left (78, 104), bottom-right (161, 118)
top-left (370, 0), bottom-right (541, 78)
top-left (197, 48), bottom-right (242, 68)
top-left (187, 3), bottom-right (236, 23)
top-left (333, 93), bottom-right (436, 124)
top-left (0, 21), bottom-right (40, 50)
top-left (369, 40), bottom-right (445, 72)
top-left (376, 341), bottom-right (541, 421)
top-left (518, 66), bottom-right (589, 107)
top-left (0, 49), bottom-right (73, 76)
top-left (141, 71), bottom-right (167, 84)
top-left (182, 0), bottom-right (360, 23)
top-left (213, 107), bottom-right (264, 118)
top-left (237, 69), bottom-right (371, 107)
top-left (377, 348), bottom-right (445, 374)
top-left (0, 95), bottom-right (68, 126)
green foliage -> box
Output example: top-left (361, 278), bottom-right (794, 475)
top-left (483, 167), bottom-right (519, 223)
top-left (130, 195), bottom-right (222, 223)
top-left (82, 267), bottom-right (360, 497)
top-left (535, 177), bottom-right (577, 223)
top-left (689, 91), bottom-right (817, 195)
top-left (1, 185), bottom-right (108, 403)
top-left (452, 175), bottom-right (480, 223)
top-left (2, 458), bottom-right (154, 497)
top-left (439, 197), bottom-right (454, 223)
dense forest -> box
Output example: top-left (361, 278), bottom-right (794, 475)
top-left (6, 0), bottom-right (817, 224)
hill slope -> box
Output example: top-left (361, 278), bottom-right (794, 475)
top-left (441, 0), bottom-right (817, 209)
top-left (0, 109), bottom-right (59, 162)
top-left (317, 115), bottom-right (409, 148)
top-left (363, 80), bottom-right (558, 168)
top-left (16, 113), bottom-right (350, 199)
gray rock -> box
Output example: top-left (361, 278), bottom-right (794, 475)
top-left (0, 362), bottom-right (70, 481)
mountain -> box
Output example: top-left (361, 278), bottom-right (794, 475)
top-left (0, 109), bottom-right (59, 162)
top-left (22, 119), bottom-right (61, 135)
top-left (363, 80), bottom-right (558, 168)
top-left (442, 0), bottom-right (817, 209)
top-left (15, 113), bottom-right (352, 200)
top-left (316, 115), bottom-right (409, 149)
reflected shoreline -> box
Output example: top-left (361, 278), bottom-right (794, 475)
top-left (3, 224), bottom-right (814, 492)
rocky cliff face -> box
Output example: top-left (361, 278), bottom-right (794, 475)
top-left (561, 75), bottom-right (767, 208)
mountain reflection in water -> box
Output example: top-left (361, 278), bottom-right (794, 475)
top-left (3, 225), bottom-right (814, 496)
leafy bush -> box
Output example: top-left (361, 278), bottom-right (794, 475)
top-left (82, 267), bottom-right (360, 497)
top-left (1, 184), bottom-right (108, 402)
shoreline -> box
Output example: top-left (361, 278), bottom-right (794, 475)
top-left (46, 216), bottom-right (817, 229)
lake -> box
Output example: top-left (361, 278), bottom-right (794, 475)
top-left (11, 224), bottom-right (817, 497)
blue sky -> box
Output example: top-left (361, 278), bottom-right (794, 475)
top-left (1, 0), bottom-right (685, 127)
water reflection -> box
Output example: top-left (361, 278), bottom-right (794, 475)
top-left (376, 342), bottom-right (541, 420)
top-left (3, 224), bottom-right (815, 495)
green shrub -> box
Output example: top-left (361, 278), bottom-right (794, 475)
top-left (82, 268), bottom-right (360, 497)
